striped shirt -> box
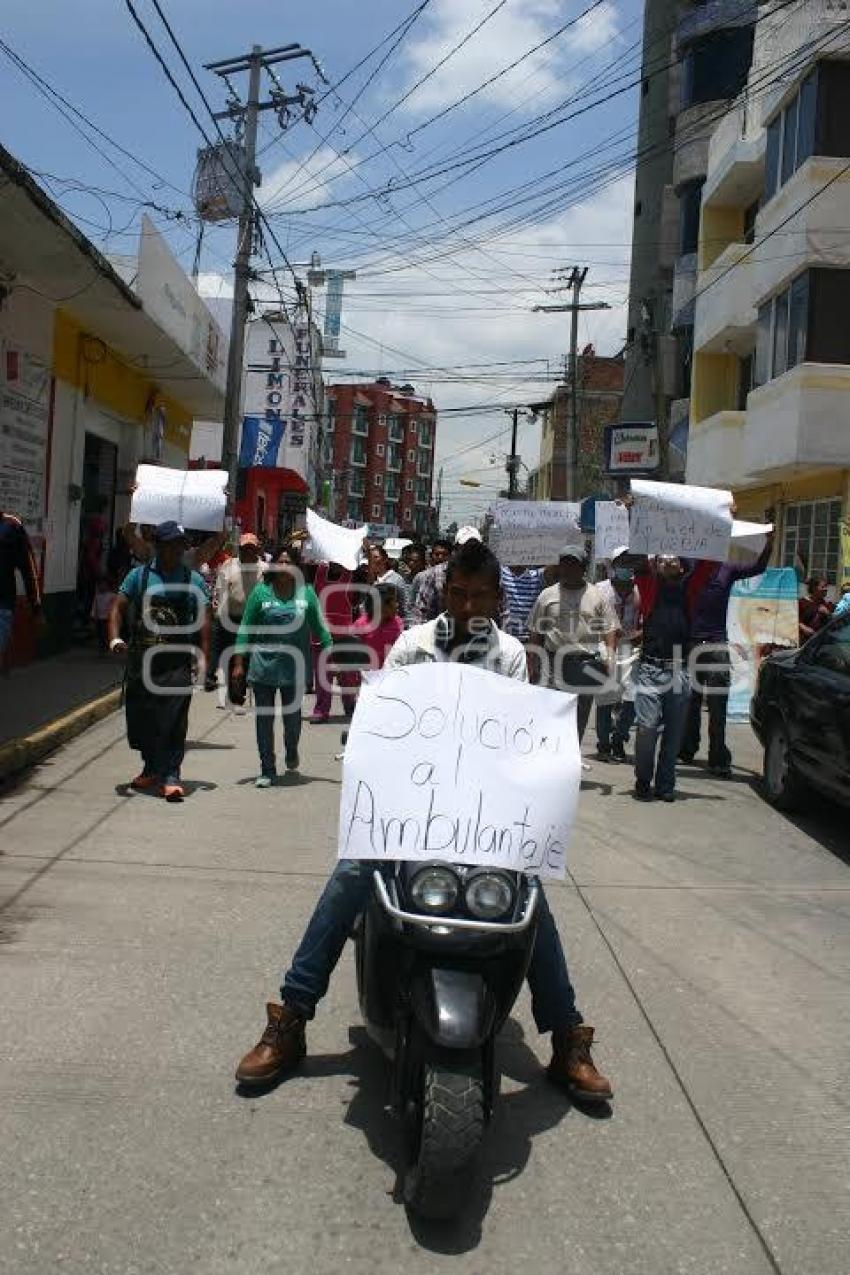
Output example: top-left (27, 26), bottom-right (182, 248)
top-left (500, 567), bottom-right (544, 641)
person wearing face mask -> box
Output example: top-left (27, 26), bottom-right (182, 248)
top-left (595, 547), bottom-right (642, 762)
top-left (631, 555), bottom-right (717, 801)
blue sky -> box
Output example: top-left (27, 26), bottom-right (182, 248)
top-left (3, 0), bottom-right (643, 521)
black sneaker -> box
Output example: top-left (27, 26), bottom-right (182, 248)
top-left (597, 747), bottom-right (613, 763)
top-left (285, 750), bottom-right (300, 772)
top-left (611, 741), bottom-right (627, 763)
top-left (634, 783), bottom-right (654, 802)
top-left (655, 790), bottom-right (676, 803)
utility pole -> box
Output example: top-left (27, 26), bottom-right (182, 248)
top-left (534, 267), bottom-right (610, 502)
top-left (508, 408), bottom-right (520, 498)
top-left (204, 43), bottom-right (325, 508)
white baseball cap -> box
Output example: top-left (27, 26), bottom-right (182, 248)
top-left (454, 525), bottom-right (482, 545)
top-left (610, 544), bottom-right (631, 560)
top-left (559, 544), bottom-right (586, 560)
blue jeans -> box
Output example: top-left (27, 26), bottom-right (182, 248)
top-left (282, 859), bottom-right (582, 1034)
top-left (634, 662), bottom-right (690, 795)
top-left (596, 700), bottom-right (636, 752)
top-left (251, 682), bottom-right (303, 775)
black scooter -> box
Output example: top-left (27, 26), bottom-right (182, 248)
top-left (355, 859), bottom-right (540, 1219)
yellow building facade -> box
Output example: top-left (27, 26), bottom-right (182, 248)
top-left (687, 5), bottom-right (850, 588)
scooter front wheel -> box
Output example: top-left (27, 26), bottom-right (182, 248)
top-left (403, 1060), bottom-right (485, 1220)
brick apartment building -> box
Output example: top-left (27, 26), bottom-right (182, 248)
top-left (324, 379), bottom-right (437, 537)
top-left (528, 346), bottom-right (625, 500)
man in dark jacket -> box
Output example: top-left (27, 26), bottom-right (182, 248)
top-left (680, 534), bottom-right (774, 775)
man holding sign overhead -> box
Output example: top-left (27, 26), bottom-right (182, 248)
top-left (235, 539), bottom-right (613, 1103)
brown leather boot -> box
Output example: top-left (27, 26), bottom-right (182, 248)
top-left (548, 1024), bottom-right (613, 1102)
top-left (235, 1002), bottom-right (306, 1086)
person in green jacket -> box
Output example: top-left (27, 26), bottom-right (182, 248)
top-left (232, 543), bottom-right (332, 787)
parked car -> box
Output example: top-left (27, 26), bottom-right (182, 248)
top-left (751, 611), bottom-right (850, 810)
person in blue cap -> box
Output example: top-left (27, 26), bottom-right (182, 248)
top-left (108, 521), bottom-right (210, 801)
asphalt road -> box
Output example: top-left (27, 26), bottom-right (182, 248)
top-left (1, 690), bottom-right (848, 1275)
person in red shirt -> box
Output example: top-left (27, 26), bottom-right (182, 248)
top-left (352, 582), bottom-right (404, 671)
top-left (311, 561), bottom-right (358, 721)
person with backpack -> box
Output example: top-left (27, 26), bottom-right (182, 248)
top-left (108, 521), bottom-right (210, 802)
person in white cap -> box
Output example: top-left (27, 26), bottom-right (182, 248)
top-left (409, 525), bottom-right (482, 625)
top-left (528, 544), bottom-right (618, 745)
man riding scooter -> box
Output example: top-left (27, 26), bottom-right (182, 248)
top-left (235, 538), bottom-right (613, 1104)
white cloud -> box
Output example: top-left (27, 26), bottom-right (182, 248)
top-left (197, 171), bottom-right (634, 526)
top-left (259, 146), bottom-right (363, 212)
top-left (397, 0), bottom-right (620, 115)
top-left (330, 173), bottom-right (634, 522)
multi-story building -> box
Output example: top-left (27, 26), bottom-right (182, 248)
top-left (622, 0), bottom-right (756, 475)
top-left (234, 306), bottom-right (325, 542)
top-left (528, 347), bottom-right (624, 500)
top-left (325, 379), bottom-right (437, 538)
top-left (687, 0), bottom-right (850, 584)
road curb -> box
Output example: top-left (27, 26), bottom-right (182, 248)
top-left (0, 687), bottom-right (122, 783)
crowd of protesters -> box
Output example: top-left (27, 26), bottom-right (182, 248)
top-left (9, 497), bottom-right (846, 807)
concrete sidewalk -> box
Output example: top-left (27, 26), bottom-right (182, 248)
top-left (0, 693), bottom-right (848, 1274)
top-left (0, 646), bottom-right (124, 779)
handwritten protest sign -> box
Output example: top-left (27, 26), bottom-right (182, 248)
top-left (306, 508), bottom-right (368, 570)
top-left (730, 519), bottom-right (773, 555)
top-left (488, 500), bottom-right (582, 567)
top-left (338, 662), bottom-right (581, 880)
top-left (594, 501), bottom-right (631, 560)
top-left (629, 479), bottom-right (733, 562)
top-left (130, 464), bottom-right (227, 532)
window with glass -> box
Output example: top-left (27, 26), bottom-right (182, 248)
top-left (350, 438), bottom-right (367, 466)
top-left (756, 268), bottom-right (850, 386)
top-left (416, 479), bottom-right (430, 504)
top-left (763, 63), bottom-right (850, 205)
top-left (679, 179), bottom-right (705, 256)
top-left (388, 415), bottom-right (405, 442)
top-left (737, 353), bottom-right (754, 411)
top-left (349, 471), bottom-right (364, 497)
top-left (348, 499), bottom-right (363, 522)
top-left (387, 444), bottom-right (402, 471)
top-left (384, 501), bottom-right (398, 525)
top-left (808, 614), bottom-right (850, 674)
top-left (781, 499), bottom-right (843, 581)
top-left (353, 407), bottom-right (369, 436)
top-left (417, 448), bottom-right (430, 475)
top-left (419, 420), bottom-right (432, 446)
top-left (680, 27), bottom-right (754, 109)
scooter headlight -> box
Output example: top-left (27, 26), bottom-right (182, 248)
top-left (409, 865), bottom-right (460, 915)
top-left (464, 871), bottom-right (516, 920)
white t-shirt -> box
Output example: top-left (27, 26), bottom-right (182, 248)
top-left (529, 582), bottom-right (617, 660)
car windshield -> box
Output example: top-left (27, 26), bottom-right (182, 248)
top-left (807, 615), bottom-right (850, 674)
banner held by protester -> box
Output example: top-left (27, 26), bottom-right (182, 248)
top-left (339, 662), bottom-right (581, 880)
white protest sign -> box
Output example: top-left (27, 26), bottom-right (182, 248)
top-left (594, 501), bottom-right (631, 560)
top-left (306, 507), bottom-right (368, 571)
top-left (338, 662), bottom-right (581, 880)
top-left (130, 464), bottom-right (227, 532)
top-left (730, 519), bottom-right (773, 555)
top-left (488, 500), bottom-right (582, 567)
top-left (629, 479), bottom-right (733, 562)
